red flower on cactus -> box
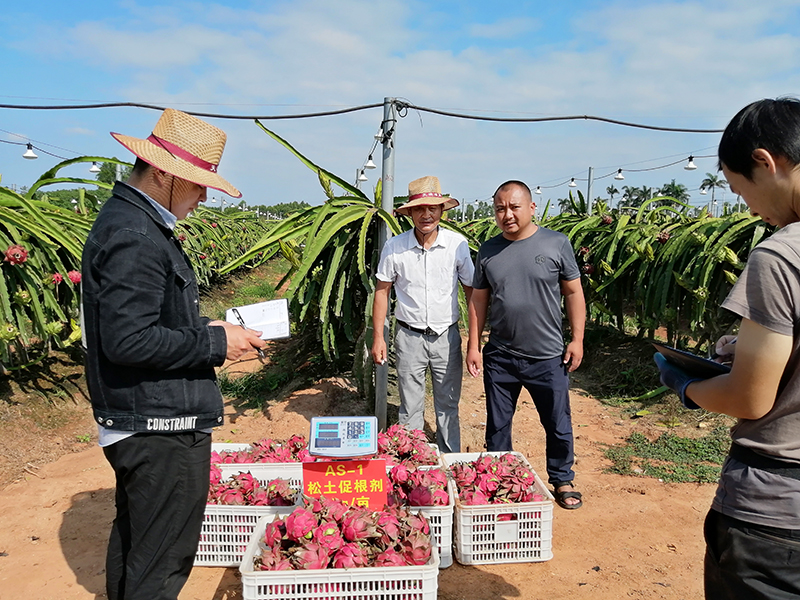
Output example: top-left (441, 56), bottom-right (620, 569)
top-left (4, 245), bottom-right (28, 265)
top-left (199, 254), bottom-right (207, 260)
top-left (67, 270), bottom-right (81, 284)
top-left (52, 272), bottom-right (64, 284)
top-left (211, 222), bottom-right (218, 228)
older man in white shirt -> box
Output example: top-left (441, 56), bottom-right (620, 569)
top-left (372, 175), bottom-right (474, 453)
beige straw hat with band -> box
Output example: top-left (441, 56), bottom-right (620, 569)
top-left (395, 175), bottom-right (459, 216)
top-left (111, 108), bottom-right (241, 198)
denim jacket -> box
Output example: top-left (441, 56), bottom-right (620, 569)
top-left (82, 182), bottom-right (227, 432)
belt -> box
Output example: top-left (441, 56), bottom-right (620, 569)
top-left (729, 443), bottom-right (800, 482)
top-left (397, 320), bottom-right (441, 336)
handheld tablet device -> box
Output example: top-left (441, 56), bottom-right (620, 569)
top-left (652, 342), bottom-right (731, 378)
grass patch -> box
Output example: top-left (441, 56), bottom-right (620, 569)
top-left (201, 257), bottom-right (290, 321)
top-left (603, 427), bottom-right (729, 483)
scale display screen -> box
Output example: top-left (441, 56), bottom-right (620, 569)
top-left (308, 416), bottom-right (378, 458)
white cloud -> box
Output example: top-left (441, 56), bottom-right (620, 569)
top-left (7, 0), bottom-right (800, 204)
top-left (468, 17), bottom-right (540, 39)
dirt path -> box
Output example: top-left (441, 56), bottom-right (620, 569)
top-left (0, 351), bottom-right (714, 600)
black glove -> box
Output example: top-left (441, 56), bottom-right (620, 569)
top-left (653, 353), bottom-right (702, 409)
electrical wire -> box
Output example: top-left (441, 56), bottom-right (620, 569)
top-left (0, 99), bottom-right (725, 133)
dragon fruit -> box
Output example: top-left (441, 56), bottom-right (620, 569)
top-left (332, 542), bottom-right (370, 569)
top-left (374, 547), bottom-right (407, 567)
top-left (341, 508), bottom-right (378, 541)
top-left (290, 542), bottom-right (330, 570)
top-left (313, 521), bottom-right (345, 552)
top-left (285, 508), bottom-right (318, 541)
top-left (450, 453), bottom-right (546, 505)
top-left (207, 474), bottom-right (297, 507)
top-left (253, 497), bottom-right (434, 570)
top-left (400, 530), bottom-right (432, 565)
top-left (211, 434), bottom-right (312, 465)
top-left (387, 465), bottom-right (450, 508)
top-left (376, 424), bottom-right (439, 467)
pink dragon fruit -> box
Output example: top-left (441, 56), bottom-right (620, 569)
top-left (217, 488), bottom-right (245, 505)
top-left (332, 542), bottom-right (370, 569)
top-left (400, 530), bottom-right (432, 565)
top-left (290, 542), bottom-right (330, 570)
top-left (341, 509), bottom-right (378, 542)
top-left (374, 548), bottom-right (407, 567)
top-left (256, 546), bottom-right (292, 571)
top-left (263, 518), bottom-right (286, 547)
top-left (312, 521), bottom-right (345, 552)
top-left (406, 485), bottom-right (434, 507)
top-left (285, 508), bottom-right (318, 541)
top-left (209, 464), bottom-right (221, 486)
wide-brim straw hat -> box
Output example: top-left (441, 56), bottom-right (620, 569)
top-left (111, 108), bottom-right (241, 198)
top-left (396, 175), bottom-right (459, 216)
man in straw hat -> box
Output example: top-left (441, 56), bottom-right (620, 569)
top-left (82, 108), bottom-right (265, 600)
top-left (372, 175), bottom-right (474, 452)
top-left (467, 180), bottom-right (585, 509)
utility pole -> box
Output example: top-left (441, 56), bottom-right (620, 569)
top-left (375, 98), bottom-right (396, 432)
top-left (587, 166), bottom-right (594, 212)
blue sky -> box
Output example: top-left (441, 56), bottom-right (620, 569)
top-left (2, 0), bottom-right (799, 211)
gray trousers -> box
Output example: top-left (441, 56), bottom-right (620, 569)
top-left (395, 323), bottom-right (462, 453)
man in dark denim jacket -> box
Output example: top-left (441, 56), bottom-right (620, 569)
top-left (82, 108), bottom-right (265, 600)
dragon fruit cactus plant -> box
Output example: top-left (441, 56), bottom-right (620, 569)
top-left (376, 424), bottom-right (439, 467)
top-left (449, 453), bottom-right (547, 505)
top-left (253, 497), bottom-right (434, 570)
top-left (210, 434), bottom-right (314, 465)
top-left (386, 465), bottom-right (450, 507)
top-left (207, 472), bottom-right (297, 507)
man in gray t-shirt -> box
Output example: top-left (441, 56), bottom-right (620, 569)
top-left (655, 98), bottom-right (800, 598)
top-left (467, 180), bottom-right (586, 509)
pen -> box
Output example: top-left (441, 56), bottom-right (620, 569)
top-left (231, 308), bottom-right (267, 362)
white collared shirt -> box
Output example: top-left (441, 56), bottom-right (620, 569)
top-left (376, 227), bottom-right (474, 334)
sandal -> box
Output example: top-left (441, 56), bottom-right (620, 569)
top-left (552, 481), bottom-right (583, 510)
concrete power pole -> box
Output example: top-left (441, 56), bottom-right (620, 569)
top-left (375, 98), bottom-right (397, 432)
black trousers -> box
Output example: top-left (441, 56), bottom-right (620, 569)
top-left (103, 431), bottom-right (211, 600)
top-left (482, 344), bottom-right (574, 485)
top-left (704, 509), bottom-right (800, 600)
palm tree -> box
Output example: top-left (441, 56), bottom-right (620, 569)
top-left (606, 185), bottom-right (619, 208)
top-left (700, 173), bottom-right (728, 216)
top-left (658, 179), bottom-right (690, 203)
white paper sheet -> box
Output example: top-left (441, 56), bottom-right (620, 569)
top-left (225, 298), bottom-right (290, 341)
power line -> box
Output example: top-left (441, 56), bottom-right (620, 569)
top-left (0, 99), bottom-right (725, 133)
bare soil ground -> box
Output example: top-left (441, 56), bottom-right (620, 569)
top-left (0, 338), bottom-right (719, 600)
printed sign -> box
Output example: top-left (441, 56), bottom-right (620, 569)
top-left (303, 459), bottom-right (388, 509)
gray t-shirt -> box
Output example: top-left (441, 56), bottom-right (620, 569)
top-left (712, 221), bottom-right (800, 528)
top-left (473, 227), bottom-right (580, 359)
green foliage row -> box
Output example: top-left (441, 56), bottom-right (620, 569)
top-left (0, 158), bottom-right (280, 371)
top-left (462, 191), bottom-right (768, 349)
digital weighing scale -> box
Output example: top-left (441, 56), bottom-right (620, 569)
top-left (308, 416), bottom-right (378, 458)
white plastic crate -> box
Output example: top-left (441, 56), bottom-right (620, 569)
top-left (410, 479), bottom-right (455, 568)
top-left (239, 515), bottom-right (439, 600)
top-left (195, 504), bottom-right (296, 567)
top-left (442, 451), bottom-right (554, 565)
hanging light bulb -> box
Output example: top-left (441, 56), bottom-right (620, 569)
top-left (22, 143), bottom-right (38, 159)
top-left (89, 161), bottom-right (101, 173)
top-left (700, 188), bottom-right (707, 195)
top-left (684, 155), bottom-right (697, 170)
top-left (568, 178), bottom-right (577, 187)
top-left (357, 170), bottom-right (368, 182)
top-left (614, 169), bottom-right (625, 180)
top-left (535, 186), bottom-right (542, 195)
top-left (364, 155), bottom-right (377, 169)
